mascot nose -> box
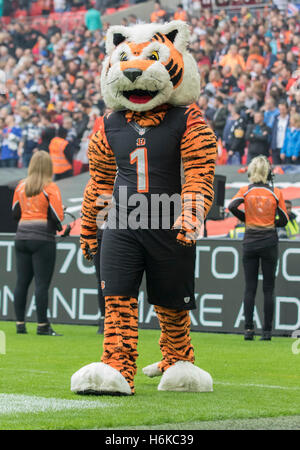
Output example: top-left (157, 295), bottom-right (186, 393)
top-left (123, 68), bottom-right (143, 83)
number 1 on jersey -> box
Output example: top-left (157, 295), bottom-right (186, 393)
top-left (130, 147), bottom-right (149, 193)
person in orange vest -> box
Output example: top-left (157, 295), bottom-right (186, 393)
top-left (173, 4), bottom-right (188, 22)
top-left (49, 126), bottom-right (74, 181)
top-left (150, 1), bottom-right (166, 23)
top-left (12, 151), bottom-right (64, 336)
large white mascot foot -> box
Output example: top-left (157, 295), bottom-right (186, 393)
top-left (157, 361), bottom-right (213, 392)
top-left (71, 362), bottom-right (132, 396)
top-left (142, 362), bottom-right (162, 378)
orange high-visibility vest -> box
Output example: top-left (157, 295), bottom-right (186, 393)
top-left (49, 137), bottom-right (72, 174)
top-left (174, 10), bottom-right (187, 21)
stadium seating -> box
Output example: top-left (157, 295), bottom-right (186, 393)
top-left (30, 2), bottom-right (43, 16)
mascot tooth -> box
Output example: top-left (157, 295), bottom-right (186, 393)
top-left (71, 20), bottom-right (216, 396)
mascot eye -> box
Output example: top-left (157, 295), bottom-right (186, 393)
top-left (120, 52), bottom-right (128, 61)
top-left (148, 51), bottom-right (159, 61)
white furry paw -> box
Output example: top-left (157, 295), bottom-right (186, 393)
top-left (157, 361), bottom-right (213, 392)
top-left (71, 362), bottom-right (132, 396)
top-left (142, 362), bottom-right (162, 378)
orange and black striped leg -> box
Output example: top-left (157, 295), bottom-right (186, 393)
top-left (154, 306), bottom-right (195, 373)
top-left (101, 296), bottom-right (138, 394)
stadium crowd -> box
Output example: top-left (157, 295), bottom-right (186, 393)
top-left (0, 0), bottom-right (144, 17)
top-left (0, 0), bottom-right (299, 174)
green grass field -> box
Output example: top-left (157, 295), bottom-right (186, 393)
top-left (0, 321), bottom-right (300, 430)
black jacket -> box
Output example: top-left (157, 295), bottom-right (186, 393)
top-left (246, 123), bottom-right (271, 158)
top-left (228, 116), bottom-right (247, 156)
top-left (38, 126), bottom-right (56, 152)
top-left (212, 106), bottom-right (228, 139)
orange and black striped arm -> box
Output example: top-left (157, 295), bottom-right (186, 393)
top-left (80, 122), bottom-right (117, 260)
top-left (173, 103), bottom-right (217, 246)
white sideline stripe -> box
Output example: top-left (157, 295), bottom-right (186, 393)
top-left (0, 394), bottom-right (113, 415)
top-left (227, 182), bottom-right (300, 188)
top-left (215, 381), bottom-right (300, 391)
top-left (0, 368), bottom-right (51, 374)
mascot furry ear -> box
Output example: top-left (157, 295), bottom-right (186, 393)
top-left (101, 21), bottom-right (201, 112)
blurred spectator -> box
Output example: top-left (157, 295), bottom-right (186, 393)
top-left (73, 107), bottom-right (89, 141)
top-left (220, 44), bottom-right (246, 73)
top-left (0, 115), bottom-right (22, 167)
top-left (49, 126), bottom-right (74, 181)
top-left (47, 19), bottom-right (61, 38)
top-left (0, 93), bottom-right (12, 115)
top-left (291, 91), bottom-right (300, 114)
top-left (279, 200), bottom-right (300, 239)
top-left (198, 94), bottom-right (215, 126)
top-left (280, 113), bottom-right (300, 164)
top-left (18, 113), bottom-right (42, 168)
top-left (222, 101), bottom-right (235, 151)
top-left (271, 100), bottom-right (290, 164)
top-left (38, 112), bottom-right (57, 152)
top-left (128, 14), bottom-right (140, 26)
top-left (42, 0), bottom-right (52, 16)
top-left (71, 77), bottom-right (87, 103)
top-left (212, 95), bottom-right (228, 140)
top-left (246, 45), bottom-right (265, 71)
top-left (246, 110), bottom-right (271, 163)
top-left (263, 96), bottom-right (279, 129)
top-left (73, 114), bottom-right (94, 174)
top-left (54, 0), bottom-right (66, 13)
top-left (219, 65), bottom-right (237, 96)
top-left (150, 1), bottom-right (166, 23)
top-left (173, 4), bottom-right (188, 22)
top-left (63, 115), bottom-right (78, 147)
top-left (85, 3), bottom-right (103, 31)
top-left (227, 105), bottom-right (247, 165)
top-left (227, 220), bottom-right (245, 239)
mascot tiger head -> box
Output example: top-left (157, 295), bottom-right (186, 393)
top-left (101, 21), bottom-right (201, 112)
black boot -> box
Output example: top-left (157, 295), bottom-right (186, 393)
top-left (260, 331), bottom-right (272, 341)
top-left (16, 323), bottom-right (27, 334)
top-left (37, 323), bottom-right (63, 336)
top-left (97, 316), bottom-right (105, 335)
top-left (244, 329), bottom-right (255, 340)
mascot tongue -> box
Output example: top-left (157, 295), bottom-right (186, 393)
top-left (129, 92), bottom-right (153, 104)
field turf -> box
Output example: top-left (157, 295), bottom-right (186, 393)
top-left (0, 321), bottom-right (300, 430)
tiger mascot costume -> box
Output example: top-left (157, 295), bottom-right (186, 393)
top-left (71, 21), bottom-right (217, 395)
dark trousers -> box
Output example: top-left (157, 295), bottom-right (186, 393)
top-left (53, 169), bottom-right (73, 181)
top-left (14, 240), bottom-right (56, 323)
top-left (272, 149), bottom-right (282, 165)
top-left (242, 244), bottom-right (278, 332)
top-left (0, 159), bottom-right (18, 167)
top-left (93, 231), bottom-right (105, 317)
top-left (284, 156), bottom-right (300, 165)
top-left (23, 152), bottom-right (33, 168)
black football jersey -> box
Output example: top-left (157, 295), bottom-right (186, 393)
top-left (104, 108), bottom-right (189, 204)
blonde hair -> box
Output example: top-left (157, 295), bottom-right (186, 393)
top-left (247, 155), bottom-right (271, 184)
top-left (25, 151), bottom-right (53, 197)
top-left (290, 112), bottom-right (300, 129)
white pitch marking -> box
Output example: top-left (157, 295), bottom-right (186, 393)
top-left (68, 198), bottom-right (83, 203)
top-left (0, 368), bottom-right (51, 374)
top-left (0, 394), bottom-right (115, 415)
top-left (226, 182), bottom-right (300, 189)
top-left (64, 205), bottom-right (82, 214)
top-left (215, 381), bottom-right (300, 391)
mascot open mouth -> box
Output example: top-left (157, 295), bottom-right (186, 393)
top-left (122, 89), bottom-right (159, 104)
